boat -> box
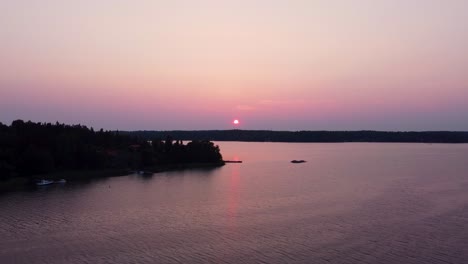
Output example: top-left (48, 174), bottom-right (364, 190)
top-left (55, 179), bottom-right (66, 184)
top-left (291, 160), bottom-right (306, 163)
top-left (224, 160), bottom-right (243, 163)
top-left (36, 179), bottom-right (54, 186)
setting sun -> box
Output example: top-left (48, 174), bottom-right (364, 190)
top-left (233, 119), bottom-right (239, 125)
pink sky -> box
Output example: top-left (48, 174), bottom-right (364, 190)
top-left (1, 0), bottom-right (467, 130)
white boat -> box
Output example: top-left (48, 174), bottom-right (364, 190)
top-left (36, 179), bottom-right (54, 186)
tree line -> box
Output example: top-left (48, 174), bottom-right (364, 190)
top-left (127, 130), bottom-right (468, 143)
top-left (0, 120), bottom-right (223, 181)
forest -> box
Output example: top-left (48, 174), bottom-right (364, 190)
top-left (0, 120), bottom-right (224, 182)
top-left (128, 130), bottom-right (468, 143)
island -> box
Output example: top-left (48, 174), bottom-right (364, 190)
top-left (291, 160), bottom-right (306, 163)
top-left (0, 120), bottom-right (224, 191)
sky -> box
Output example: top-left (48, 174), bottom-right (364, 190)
top-left (1, 0), bottom-right (467, 131)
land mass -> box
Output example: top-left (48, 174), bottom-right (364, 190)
top-left (127, 130), bottom-right (468, 143)
top-left (0, 120), bottom-right (224, 190)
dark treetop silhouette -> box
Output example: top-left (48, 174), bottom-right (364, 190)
top-left (0, 120), bottom-right (224, 184)
top-left (128, 130), bottom-right (468, 143)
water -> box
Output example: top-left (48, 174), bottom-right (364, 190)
top-left (1, 142), bottom-right (468, 264)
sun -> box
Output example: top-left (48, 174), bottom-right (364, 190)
top-left (233, 119), bottom-right (240, 125)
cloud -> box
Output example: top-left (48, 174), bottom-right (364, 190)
top-left (259, 99), bottom-right (306, 106)
top-left (235, 105), bottom-right (256, 111)
top-left (234, 99), bottom-right (307, 113)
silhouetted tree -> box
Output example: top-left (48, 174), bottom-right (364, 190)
top-left (19, 146), bottom-right (55, 175)
top-left (0, 120), bottom-right (224, 182)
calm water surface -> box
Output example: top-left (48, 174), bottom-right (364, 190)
top-left (1, 143), bottom-right (468, 263)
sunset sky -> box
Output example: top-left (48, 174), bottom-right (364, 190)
top-left (1, 0), bottom-right (467, 130)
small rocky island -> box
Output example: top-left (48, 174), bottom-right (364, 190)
top-left (291, 160), bottom-right (306, 163)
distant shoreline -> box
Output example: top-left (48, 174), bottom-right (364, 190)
top-left (125, 130), bottom-right (468, 144)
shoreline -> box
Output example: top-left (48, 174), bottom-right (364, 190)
top-left (0, 162), bottom-right (225, 192)
top-left (126, 130), bottom-right (468, 143)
